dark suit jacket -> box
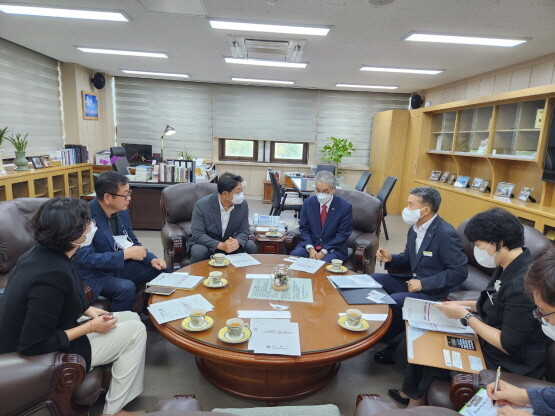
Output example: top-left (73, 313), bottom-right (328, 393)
top-left (190, 193), bottom-right (251, 253)
top-left (295, 195), bottom-right (353, 260)
top-left (387, 215), bottom-right (467, 298)
top-left (477, 248), bottom-right (545, 378)
top-left (0, 245), bottom-right (92, 369)
top-left (74, 198), bottom-right (156, 294)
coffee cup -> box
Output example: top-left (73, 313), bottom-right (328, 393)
top-left (226, 318), bottom-right (249, 339)
top-left (269, 226), bottom-right (278, 234)
top-left (331, 259), bottom-right (343, 272)
top-left (211, 253), bottom-right (226, 265)
top-left (346, 308), bottom-right (362, 327)
top-left (208, 271), bottom-right (223, 286)
top-left (189, 308), bottom-right (206, 327)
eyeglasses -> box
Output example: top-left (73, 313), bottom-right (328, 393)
top-left (109, 190), bottom-right (132, 200)
top-left (532, 308), bottom-right (555, 325)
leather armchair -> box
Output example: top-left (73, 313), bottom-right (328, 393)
top-left (160, 182), bottom-right (218, 270)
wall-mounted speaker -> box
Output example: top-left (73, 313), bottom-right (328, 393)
top-left (410, 94), bottom-right (423, 110)
top-left (91, 73), bottom-right (105, 90)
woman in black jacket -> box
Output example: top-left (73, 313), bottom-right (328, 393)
top-left (0, 197), bottom-right (146, 416)
top-left (390, 208), bottom-right (546, 407)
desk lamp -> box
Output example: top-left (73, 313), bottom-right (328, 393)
top-left (160, 125), bottom-right (176, 161)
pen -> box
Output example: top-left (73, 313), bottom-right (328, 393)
top-left (492, 366), bottom-right (501, 404)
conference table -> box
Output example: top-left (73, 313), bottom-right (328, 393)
top-left (148, 254), bottom-right (391, 404)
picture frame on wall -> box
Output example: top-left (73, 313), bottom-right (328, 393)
top-left (82, 91), bottom-right (99, 120)
top-left (517, 187), bottom-right (535, 202)
top-left (429, 170), bottom-right (442, 181)
top-left (470, 177), bottom-right (483, 190)
top-left (494, 182), bottom-right (516, 198)
top-left (439, 171), bottom-right (450, 182)
top-left (30, 156), bottom-right (44, 169)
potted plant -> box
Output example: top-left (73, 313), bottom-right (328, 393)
top-left (7, 132), bottom-right (29, 171)
top-left (0, 127), bottom-right (8, 174)
top-left (321, 136), bottom-right (356, 177)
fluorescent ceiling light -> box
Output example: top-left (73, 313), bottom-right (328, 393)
top-left (336, 83), bottom-right (398, 90)
top-left (77, 47), bottom-right (167, 58)
top-left (0, 5), bottom-right (128, 21)
top-left (225, 57), bottom-right (307, 68)
top-left (122, 70), bottom-right (189, 78)
top-left (232, 77), bottom-right (294, 85)
top-left (361, 66), bottom-right (443, 75)
top-left (404, 32), bottom-right (527, 47)
top-left (209, 19), bottom-right (330, 36)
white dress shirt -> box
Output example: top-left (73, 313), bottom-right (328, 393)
top-left (218, 196), bottom-right (235, 238)
top-left (306, 195), bottom-right (334, 254)
top-left (413, 214), bottom-right (437, 253)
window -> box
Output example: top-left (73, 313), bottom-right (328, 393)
top-left (219, 139), bottom-right (258, 161)
top-left (270, 142), bottom-right (308, 163)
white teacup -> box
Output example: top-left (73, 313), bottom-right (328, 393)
top-left (269, 226), bottom-right (279, 234)
top-left (346, 308), bottom-right (362, 327)
top-left (189, 308), bottom-right (206, 328)
top-left (226, 318), bottom-right (249, 339)
top-left (331, 259), bottom-right (343, 272)
top-left (211, 253), bottom-right (226, 265)
top-left (209, 271), bottom-right (223, 286)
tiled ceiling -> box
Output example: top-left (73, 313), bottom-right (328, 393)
top-left (1, 0), bottom-right (554, 93)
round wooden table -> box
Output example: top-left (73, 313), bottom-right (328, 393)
top-left (149, 254), bottom-right (392, 404)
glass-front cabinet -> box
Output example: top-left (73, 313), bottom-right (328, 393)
top-left (455, 106), bottom-right (492, 155)
top-left (429, 111), bottom-right (456, 153)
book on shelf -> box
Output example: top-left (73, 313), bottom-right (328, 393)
top-left (494, 182), bottom-right (515, 198)
top-left (64, 144), bottom-right (89, 164)
top-left (439, 171), bottom-right (450, 182)
top-left (470, 178), bottom-right (483, 190)
top-left (429, 170), bottom-right (442, 181)
top-left (454, 175), bottom-right (470, 188)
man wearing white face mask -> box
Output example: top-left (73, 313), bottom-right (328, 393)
top-left (189, 172), bottom-right (257, 264)
top-left (373, 186), bottom-right (467, 365)
top-left (290, 170), bottom-right (353, 262)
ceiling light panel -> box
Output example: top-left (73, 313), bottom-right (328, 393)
top-left (122, 70), bottom-right (189, 78)
top-left (77, 47), bottom-right (167, 58)
top-left (225, 57), bottom-right (306, 68)
top-left (404, 32), bottom-right (527, 47)
top-left (361, 66), bottom-right (443, 75)
top-left (232, 77), bottom-right (294, 85)
top-left (336, 83), bottom-right (398, 90)
top-left (0, 5), bottom-right (128, 21)
top-left (209, 19), bottom-right (330, 36)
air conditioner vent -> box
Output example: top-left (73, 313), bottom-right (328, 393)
top-left (228, 37), bottom-right (305, 61)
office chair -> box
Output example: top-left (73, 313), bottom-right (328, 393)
top-left (315, 164), bottom-right (335, 175)
top-left (355, 171), bottom-right (372, 192)
top-left (376, 176), bottom-right (397, 240)
top-left (110, 146), bottom-right (126, 159)
top-left (268, 170), bottom-right (304, 217)
top-left (114, 157), bottom-right (131, 176)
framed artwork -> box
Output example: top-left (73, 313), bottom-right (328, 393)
top-left (429, 170), bottom-right (442, 181)
top-left (82, 91), bottom-right (99, 120)
top-left (478, 180), bottom-right (490, 193)
top-left (447, 174), bottom-right (456, 185)
top-left (454, 175), bottom-right (470, 188)
top-left (470, 177), bottom-right (483, 190)
top-left (517, 187), bottom-right (534, 202)
top-left (439, 171), bottom-right (450, 183)
top-left (40, 155), bottom-right (51, 167)
top-left (494, 182), bottom-right (516, 198)
top-left (30, 156), bottom-right (44, 169)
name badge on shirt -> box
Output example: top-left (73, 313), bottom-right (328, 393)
top-left (114, 235), bottom-right (133, 250)
top-left (423, 251), bottom-right (433, 257)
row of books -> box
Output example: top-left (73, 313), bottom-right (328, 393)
top-left (61, 144), bottom-right (89, 166)
top-left (158, 161), bottom-right (196, 183)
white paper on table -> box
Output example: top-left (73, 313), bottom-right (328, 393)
top-left (245, 274), bottom-right (273, 279)
top-left (407, 320), bottom-right (475, 334)
top-left (443, 349), bottom-right (452, 367)
top-left (328, 275), bottom-right (382, 289)
top-left (247, 278), bottom-right (313, 303)
top-left (248, 319), bottom-right (301, 356)
top-left (283, 256), bottom-right (299, 263)
top-left (468, 355), bottom-right (485, 372)
top-left (402, 297), bottom-right (467, 330)
top-left (338, 313), bottom-right (388, 321)
top-left (366, 290), bottom-right (387, 302)
top-left (225, 253), bottom-right (261, 268)
top-left (406, 326), bottom-right (428, 359)
top-left (289, 257), bottom-right (325, 273)
top-left (147, 272), bottom-right (202, 289)
top-left (451, 351), bottom-right (463, 369)
top-left (238, 310), bottom-right (291, 319)
top-left (147, 294), bottom-right (214, 324)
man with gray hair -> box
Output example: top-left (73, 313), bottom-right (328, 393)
top-left (290, 170), bottom-right (353, 262)
top-left (372, 186), bottom-right (467, 366)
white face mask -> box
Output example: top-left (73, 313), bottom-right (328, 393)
top-left (473, 243), bottom-right (497, 268)
top-left (232, 192), bottom-right (244, 205)
top-left (76, 224), bottom-right (97, 248)
top-left (316, 193), bottom-right (332, 205)
top-left (402, 207), bottom-right (422, 225)
top-left (542, 323), bottom-right (555, 341)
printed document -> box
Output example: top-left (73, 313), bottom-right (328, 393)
top-left (147, 272), bottom-right (203, 290)
top-left (247, 278), bottom-right (314, 303)
top-left (226, 253), bottom-right (261, 268)
top-left (248, 318), bottom-right (301, 356)
top-left (402, 297), bottom-right (470, 332)
top-left (328, 274), bottom-right (382, 289)
top-left (147, 294), bottom-right (214, 324)
top-left (289, 257), bottom-right (325, 274)
top-left (459, 388), bottom-right (534, 416)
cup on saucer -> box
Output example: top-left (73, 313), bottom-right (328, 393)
top-left (189, 308), bottom-right (206, 328)
top-left (211, 253), bottom-right (226, 265)
top-left (226, 318), bottom-right (249, 339)
top-left (269, 226), bottom-right (278, 235)
top-left (331, 259), bottom-right (343, 272)
top-left (209, 271), bottom-right (223, 286)
top-left (346, 308), bottom-right (362, 327)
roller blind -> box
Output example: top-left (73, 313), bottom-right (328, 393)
top-left (0, 38), bottom-right (63, 157)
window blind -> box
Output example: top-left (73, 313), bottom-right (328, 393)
top-left (0, 38), bottom-right (63, 158)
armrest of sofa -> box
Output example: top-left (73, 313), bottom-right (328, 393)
top-left (161, 224), bottom-right (187, 270)
top-left (449, 372), bottom-right (481, 410)
top-left (353, 233), bottom-right (379, 274)
top-left (479, 369), bottom-right (555, 390)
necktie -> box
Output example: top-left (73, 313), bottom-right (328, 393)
top-left (320, 204), bottom-right (328, 226)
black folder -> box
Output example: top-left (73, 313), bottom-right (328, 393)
top-left (337, 288), bottom-right (396, 305)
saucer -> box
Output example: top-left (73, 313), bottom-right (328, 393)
top-left (337, 315), bottom-right (369, 332)
top-left (181, 316), bottom-right (215, 332)
top-left (326, 264), bottom-right (348, 273)
top-left (265, 232), bottom-right (283, 238)
top-left (202, 278), bottom-right (229, 288)
top-left (217, 326), bottom-right (251, 344)
top-left (208, 259), bottom-right (231, 267)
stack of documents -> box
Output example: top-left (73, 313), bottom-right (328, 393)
top-left (402, 297), bottom-right (474, 334)
top-left (459, 388), bottom-right (534, 416)
top-left (289, 257), bottom-right (325, 273)
top-left (147, 272), bottom-right (204, 290)
top-left (328, 274), bottom-right (382, 289)
top-left (147, 294), bottom-right (214, 324)
top-left (226, 253), bottom-right (261, 268)
top-left (248, 318), bottom-right (301, 356)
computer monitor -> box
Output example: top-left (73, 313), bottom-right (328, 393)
top-left (122, 143), bottom-right (153, 166)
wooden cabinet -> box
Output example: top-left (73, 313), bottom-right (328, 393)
top-left (263, 180), bottom-right (273, 204)
top-left (0, 163), bottom-right (93, 201)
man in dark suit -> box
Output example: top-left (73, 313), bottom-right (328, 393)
top-left (74, 171), bottom-right (166, 311)
top-left (290, 170), bottom-right (353, 262)
top-left (373, 186), bottom-right (467, 363)
top-left (189, 172), bottom-right (257, 264)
